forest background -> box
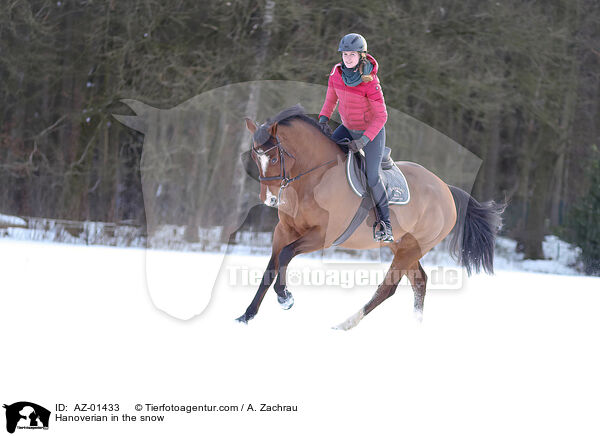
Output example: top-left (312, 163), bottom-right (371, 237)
top-left (1, 0), bottom-right (599, 273)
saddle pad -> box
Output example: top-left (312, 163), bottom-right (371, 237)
top-left (346, 152), bottom-right (410, 204)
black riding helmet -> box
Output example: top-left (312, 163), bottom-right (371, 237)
top-left (338, 33), bottom-right (367, 52)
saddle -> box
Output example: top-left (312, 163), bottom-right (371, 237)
top-left (332, 140), bottom-right (410, 246)
top-left (345, 147), bottom-right (410, 204)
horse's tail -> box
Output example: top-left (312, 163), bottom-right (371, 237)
top-left (447, 185), bottom-right (505, 276)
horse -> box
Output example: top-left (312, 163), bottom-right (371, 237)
top-left (236, 105), bottom-right (504, 330)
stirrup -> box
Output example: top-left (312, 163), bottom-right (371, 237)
top-left (373, 220), bottom-right (394, 243)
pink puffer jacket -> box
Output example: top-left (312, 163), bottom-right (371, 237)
top-left (318, 53), bottom-right (388, 141)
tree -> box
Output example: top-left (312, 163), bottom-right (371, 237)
top-left (563, 146), bottom-right (600, 274)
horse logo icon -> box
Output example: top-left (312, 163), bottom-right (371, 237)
top-left (3, 402), bottom-right (50, 434)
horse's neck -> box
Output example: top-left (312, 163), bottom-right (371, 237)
top-left (282, 124), bottom-right (343, 177)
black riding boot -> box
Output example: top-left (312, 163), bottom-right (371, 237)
top-left (370, 180), bottom-right (394, 243)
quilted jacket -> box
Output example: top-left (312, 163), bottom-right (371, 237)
top-left (318, 53), bottom-right (388, 141)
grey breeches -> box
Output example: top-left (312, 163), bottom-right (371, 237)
top-left (331, 124), bottom-right (386, 188)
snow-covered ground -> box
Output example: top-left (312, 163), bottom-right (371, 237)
top-left (1, 237), bottom-right (598, 435)
top-left (0, 212), bottom-right (27, 227)
top-left (1, 215), bottom-right (586, 275)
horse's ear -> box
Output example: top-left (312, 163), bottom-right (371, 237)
top-left (268, 122), bottom-right (278, 137)
top-left (244, 118), bottom-right (257, 134)
top-left (112, 99), bottom-right (153, 134)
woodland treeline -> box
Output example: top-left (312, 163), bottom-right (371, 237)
top-left (1, 0), bottom-right (599, 273)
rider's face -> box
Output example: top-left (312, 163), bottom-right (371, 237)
top-left (342, 51), bottom-right (360, 69)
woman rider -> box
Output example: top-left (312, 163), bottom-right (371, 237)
top-left (318, 33), bottom-right (394, 242)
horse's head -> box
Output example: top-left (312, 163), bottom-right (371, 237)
top-left (245, 117), bottom-right (294, 207)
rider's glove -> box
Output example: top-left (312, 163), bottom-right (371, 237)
top-left (348, 135), bottom-right (370, 153)
top-left (318, 116), bottom-right (333, 136)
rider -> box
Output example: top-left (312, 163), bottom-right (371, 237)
top-left (318, 33), bottom-right (393, 243)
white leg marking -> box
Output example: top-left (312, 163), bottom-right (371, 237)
top-left (414, 309), bottom-right (423, 323)
top-left (332, 309), bottom-right (365, 331)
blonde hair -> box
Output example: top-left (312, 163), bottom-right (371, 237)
top-left (359, 52), bottom-right (373, 82)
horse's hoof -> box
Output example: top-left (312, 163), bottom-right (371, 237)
top-left (277, 289), bottom-right (294, 310)
top-left (332, 321), bottom-right (353, 331)
top-left (414, 309), bottom-right (423, 323)
top-left (235, 313), bottom-right (253, 324)
top-left (332, 309), bottom-right (364, 331)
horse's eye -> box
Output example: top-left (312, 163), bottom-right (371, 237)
top-left (271, 157), bottom-right (278, 164)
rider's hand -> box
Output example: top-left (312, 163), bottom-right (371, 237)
top-left (348, 135), bottom-right (369, 153)
top-left (318, 116), bottom-right (333, 136)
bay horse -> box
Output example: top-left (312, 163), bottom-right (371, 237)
top-left (236, 105), bottom-right (504, 330)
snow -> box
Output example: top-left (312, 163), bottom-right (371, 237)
top-left (0, 214), bottom-right (587, 276)
top-left (493, 235), bottom-right (583, 275)
top-left (0, 213), bottom-right (27, 227)
top-left (1, 237), bottom-right (599, 435)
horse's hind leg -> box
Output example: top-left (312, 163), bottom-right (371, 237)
top-left (333, 234), bottom-right (423, 330)
top-left (407, 260), bottom-right (428, 322)
top-left (333, 274), bottom-right (402, 331)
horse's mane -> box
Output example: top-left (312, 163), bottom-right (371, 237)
top-left (253, 104), bottom-right (333, 145)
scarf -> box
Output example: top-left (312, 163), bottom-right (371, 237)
top-left (341, 58), bottom-right (374, 87)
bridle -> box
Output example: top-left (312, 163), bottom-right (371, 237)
top-left (250, 133), bottom-right (337, 204)
top-left (251, 135), bottom-right (295, 184)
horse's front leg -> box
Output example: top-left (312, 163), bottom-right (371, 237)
top-left (235, 255), bottom-right (277, 323)
top-left (272, 226), bottom-right (326, 311)
top-left (236, 223), bottom-right (296, 323)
